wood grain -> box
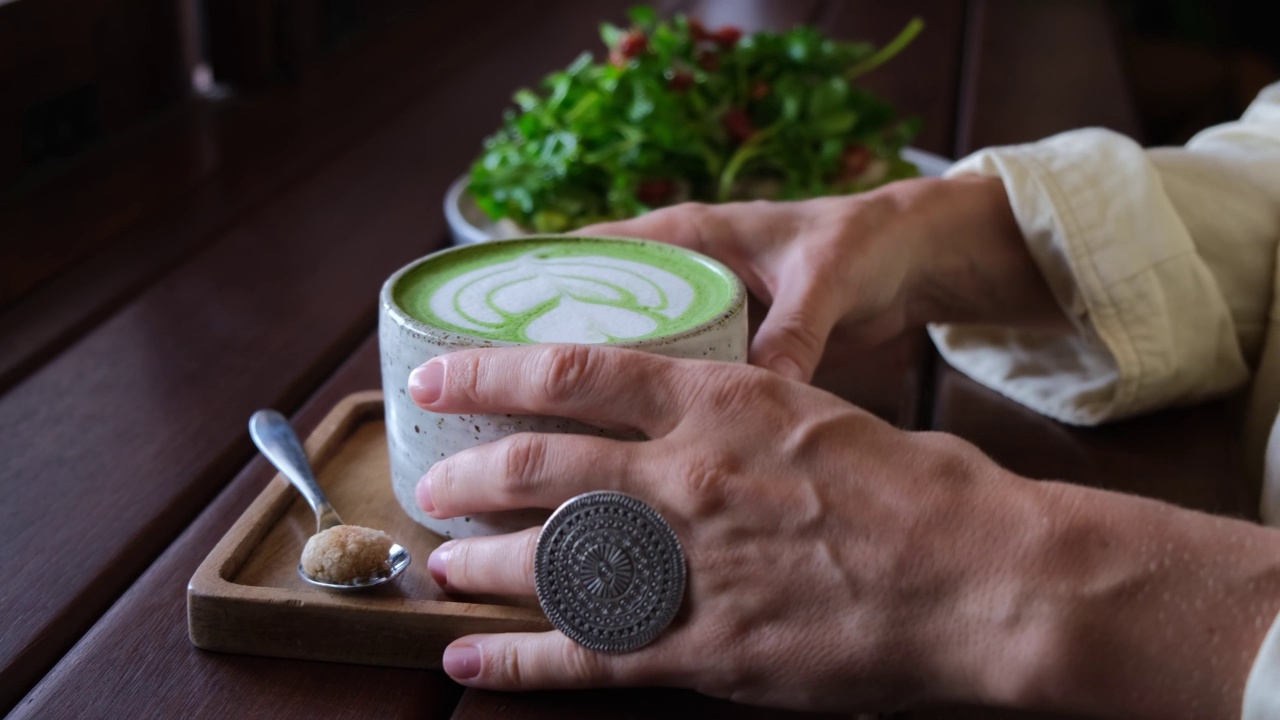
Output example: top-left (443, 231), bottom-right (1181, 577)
top-left (451, 689), bottom-right (852, 720)
top-left (0, 0), bottom-right (652, 711)
top-left (931, 371), bottom-right (1252, 516)
top-left (953, 0), bottom-right (1143, 152)
top-left (0, 0), bottom-right (578, 393)
top-left (189, 392), bottom-right (550, 668)
top-left (10, 338), bottom-right (457, 719)
top-left (0, 0), bottom-right (184, 192)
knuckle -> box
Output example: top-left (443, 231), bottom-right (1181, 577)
top-left (427, 460), bottom-right (456, 509)
top-left (674, 200), bottom-right (713, 218)
top-left (538, 345), bottom-right (604, 406)
top-left (769, 309), bottom-right (828, 356)
top-left (689, 364), bottom-right (780, 419)
top-left (518, 530), bottom-right (539, 577)
top-left (798, 233), bottom-right (843, 267)
top-left (687, 364), bottom-right (755, 417)
top-left (914, 431), bottom-right (985, 485)
top-left (677, 449), bottom-right (740, 517)
top-left (792, 233), bottom-right (847, 286)
top-left (680, 202), bottom-right (720, 254)
top-left (444, 540), bottom-right (473, 586)
top-left (561, 643), bottom-right (610, 685)
top-left (494, 641), bottom-right (528, 686)
top-left (499, 434), bottom-right (549, 497)
top-left (457, 353), bottom-right (486, 402)
top-left (782, 407), bottom-right (874, 459)
top-left (802, 193), bottom-right (867, 237)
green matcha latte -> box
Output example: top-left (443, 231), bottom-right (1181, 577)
top-left (379, 236), bottom-right (747, 538)
top-left (392, 236), bottom-right (737, 344)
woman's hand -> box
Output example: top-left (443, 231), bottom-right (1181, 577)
top-left (408, 343), bottom-right (1051, 712)
top-left (409, 344), bottom-right (1280, 718)
top-left (581, 175), bottom-right (1066, 382)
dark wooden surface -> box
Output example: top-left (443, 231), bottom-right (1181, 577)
top-left (0, 0), bottom-right (614, 393)
top-left (0, 0), bottom-right (661, 709)
top-left (1, 1), bottom-right (1245, 719)
top-left (450, 689), bottom-right (850, 720)
top-left (954, 0), bottom-right (1143, 152)
top-left (0, 0), bottom-right (185, 191)
top-left (8, 339), bottom-right (462, 720)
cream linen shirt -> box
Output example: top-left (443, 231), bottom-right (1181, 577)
top-left (928, 82), bottom-right (1280, 718)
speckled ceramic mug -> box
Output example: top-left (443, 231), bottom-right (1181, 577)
top-left (379, 235), bottom-right (747, 539)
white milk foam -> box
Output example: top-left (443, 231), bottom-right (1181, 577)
top-left (429, 252), bottom-right (695, 343)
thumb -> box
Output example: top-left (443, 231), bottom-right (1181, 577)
top-left (749, 280), bottom-right (841, 383)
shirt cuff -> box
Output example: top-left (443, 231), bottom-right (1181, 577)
top-left (929, 128), bottom-right (1248, 425)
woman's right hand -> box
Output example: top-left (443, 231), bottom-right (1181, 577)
top-left (581, 175), bottom-right (1066, 382)
top-left (411, 344), bottom-right (1280, 719)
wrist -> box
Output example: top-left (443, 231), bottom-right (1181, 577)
top-left (905, 173), bottom-right (1067, 329)
top-left (969, 481), bottom-right (1280, 719)
top-left (906, 462), bottom-right (1061, 707)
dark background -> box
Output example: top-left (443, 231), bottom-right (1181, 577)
top-left (1, 0), bottom-right (1278, 199)
top-left (1, 2), bottom-right (1273, 718)
top-left (1117, 0), bottom-right (1280, 143)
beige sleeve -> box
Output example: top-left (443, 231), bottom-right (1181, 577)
top-left (929, 83), bottom-right (1280, 426)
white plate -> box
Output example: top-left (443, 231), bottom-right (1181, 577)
top-left (445, 146), bottom-right (953, 246)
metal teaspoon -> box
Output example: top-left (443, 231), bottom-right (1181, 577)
top-left (248, 409), bottom-right (410, 591)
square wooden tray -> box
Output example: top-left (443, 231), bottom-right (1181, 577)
top-left (188, 390), bottom-right (549, 668)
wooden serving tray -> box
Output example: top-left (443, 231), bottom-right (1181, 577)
top-left (188, 390), bottom-right (550, 668)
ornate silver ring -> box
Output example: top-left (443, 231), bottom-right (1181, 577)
top-left (534, 491), bottom-right (687, 653)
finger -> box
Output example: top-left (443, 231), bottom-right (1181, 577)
top-left (574, 202), bottom-right (733, 254)
top-left (408, 344), bottom-right (693, 437)
top-left (442, 632), bottom-right (652, 689)
top-left (749, 276), bottom-right (843, 382)
top-left (420, 432), bottom-right (641, 518)
top-left (428, 527), bottom-right (539, 595)
top-left (573, 204), bottom-right (705, 247)
top-left (576, 202), bottom-right (797, 302)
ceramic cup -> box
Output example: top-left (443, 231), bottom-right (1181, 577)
top-left (379, 235), bottom-right (747, 539)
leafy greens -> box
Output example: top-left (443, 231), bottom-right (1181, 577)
top-left (468, 6), bottom-right (924, 233)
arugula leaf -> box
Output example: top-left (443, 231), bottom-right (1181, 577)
top-left (468, 6), bottom-right (923, 231)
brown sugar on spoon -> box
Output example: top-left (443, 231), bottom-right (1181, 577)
top-left (301, 525), bottom-right (394, 584)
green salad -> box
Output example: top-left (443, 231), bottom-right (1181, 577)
top-left (467, 6), bottom-right (924, 233)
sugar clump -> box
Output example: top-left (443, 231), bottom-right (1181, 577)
top-left (301, 525), bottom-right (393, 584)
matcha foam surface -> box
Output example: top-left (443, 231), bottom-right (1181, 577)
top-left (394, 237), bottom-right (736, 344)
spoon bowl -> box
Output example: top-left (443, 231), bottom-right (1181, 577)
top-left (296, 543), bottom-right (412, 592)
top-left (249, 409), bottom-right (410, 590)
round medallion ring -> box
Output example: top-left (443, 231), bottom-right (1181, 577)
top-left (534, 491), bottom-right (687, 654)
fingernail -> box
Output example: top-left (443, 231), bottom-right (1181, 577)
top-left (772, 356), bottom-right (806, 382)
top-left (443, 644), bottom-right (481, 680)
top-left (428, 541), bottom-right (453, 588)
top-left (408, 360), bottom-right (444, 406)
top-left (416, 472), bottom-right (436, 514)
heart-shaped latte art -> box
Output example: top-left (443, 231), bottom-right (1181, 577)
top-left (429, 252), bottom-right (695, 342)
top-left (524, 297), bottom-right (657, 343)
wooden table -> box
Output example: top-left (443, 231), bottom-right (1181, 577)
top-left (0, 1), bottom-right (1250, 718)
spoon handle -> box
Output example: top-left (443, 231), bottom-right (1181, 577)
top-left (249, 409), bottom-right (344, 532)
